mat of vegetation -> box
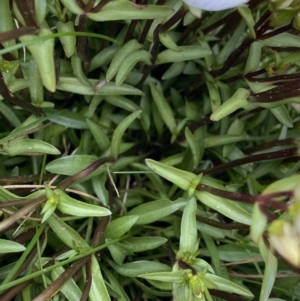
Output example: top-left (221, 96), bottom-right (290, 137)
top-left (0, 0), bottom-right (299, 300)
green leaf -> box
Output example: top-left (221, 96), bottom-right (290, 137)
top-left (216, 22), bottom-right (246, 65)
top-left (87, 1), bottom-right (173, 21)
top-left (46, 155), bottom-right (99, 176)
top-left (156, 46), bottom-right (212, 64)
top-left (57, 21), bottom-right (76, 58)
top-left (56, 189), bottom-right (111, 217)
top-left (0, 113), bottom-right (54, 144)
top-left (195, 190), bottom-right (252, 224)
top-left (91, 174), bottom-right (109, 207)
top-left (204, 274), bottom-right (254, 298)
top-left (244, 42), bottom-right (262, 74)
top-left (104, 95), bottom-right (140, 112)
top-left (210, 88), bottom-right (251, 121)
top-left (0, 138), bottom-right (60, 156)
top-left (205, 78), bottom-right (221, 112)
top-left (159, 32), bottom-right (182, 52)
top-left (104, 215), bottom-right (138, 239)
top-left (262, 174), bottom-right (300, 194)
top-left (27, 59), bottom-right (44, 106)
top-left (205, 134), bottom-right (249, 148)
top-left (192, 258), bottom-right (215, 274)
top-left (174, 284), bottom-right (192, 300)
top-left (87, 119), bottom-right (111, 151)
top-left (106, 239), bottom-right (130, 265)
top-left (150, 84), bottom-right (176, 135)
top-left (123, 237), bottom-right (167, 252)
top-left (162, 61), bottom-right (185, 80)
top-left (0, 102), bottom-right (20, 128)
top-left (270, 105), bottom-right (293, 128)
top-left (48, 111), bottom-right (89, 129)
top-left (41, 199), bottom-right (57, 223)
top-left (102, 266), bottom-right (131, 301)
top-left (20, 29), bottom-right (56, 92)
top-left (250, 203), bottom-right (268, 244)
top-left (0, 239), bottom-right (25, 253)
top-left (51, 266), bottom-right (82, 301)
top-left (0, 186), bottom-right (23, 202)
top-left (111, 110), bottom-right (142, 159)
top-left (106, 39), bottom-right (143, 82)
top-left (259, 240), bottom-right (278, 301)
top-left (139, 271), bottom-right (187, 283)
top-left (89, 255), bottom-right (110, 301)
top-left (116, 50), bottom-right (151, 85)
top-left (58, 0), bottom-right (83, 14)
top-left (71, 51), bottom-right (91, 86)
top-left (35, 0), bottom-right (47, 24)
top-left (201, 244), bottom-right (260, 263)
top-left (106, 258), bottom-right (171, 277)
top-left (134, 278), bottom-right (173, 295)
top-left (238, 7), bottom-right (256, 38)
top-left (47, 214), bottom-right (90, 251)
top-left (178, 197), bottom-right (198, 257)
top-left (145, 159), bottom-right (196, 191)
top-left (90, 45), bottom-right (121, 72)
top-left (260, 32), bottom-right (300, 48)
top-left (223, 118), bottom-right (245, 157)
top-left (185, 127), bottom-right (201, 169)
top-left (0, 0), bottom-right (15, 52)
top-left (57, 77), bottom-right (143, 96)
top-left (126, 199), bottom-right (186, 225)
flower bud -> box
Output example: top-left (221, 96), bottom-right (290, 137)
top-left (268, 220), bottom-right (300, 266)
top-left (189, 274), bottom-right (205, 299)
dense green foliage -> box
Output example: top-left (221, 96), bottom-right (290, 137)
top-left (0, 0), bottom-right (300, 300)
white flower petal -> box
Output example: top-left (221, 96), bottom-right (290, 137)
top-left (183, 0), bottom-right (249, 11)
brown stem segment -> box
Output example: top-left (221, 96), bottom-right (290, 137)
top-left (197, 183), bottom-right (291, 211)
top-left (175, 211), bottom-right (249, 230)
top-left (198, 147), bottom-right (298, 175)
top-left (210, 10), bottom-right (271, 78)
top-left (244, 138), bottom-right (297, 154)
top-left (31, 256), bottom-right (90, 301)
top-left (57, 157), bottom-right (115, 190)
top-left (0, 70), bottom-right (43, 116)
top-left (138, 0), bottom-right (166, 44)
top-left (80, 257), bottom-right (92, 301)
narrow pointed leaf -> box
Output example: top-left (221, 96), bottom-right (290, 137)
top-left (145, 159), bottom-right (195, 190)
top-left (127, 199), bottom-right (186, 225)
top-left (106, 258), bottom-right (171, 277)
top-left (89, 255), bottom-right (110, 301)
top-left (179, 197), bottom-right (198, 256)
top-left (204, 274), bottom-right (254, 298)
top-left (0, 239), bottom-right (25, 253)
top-left (111, 110), bottom-right (142, 159)
top-left (104, 215), bottom-right (138, 239)
top-left (87, 2), bottom-right (173, 21)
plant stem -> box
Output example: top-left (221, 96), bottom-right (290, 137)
top-left (198, 147), bottom-right (298, 175)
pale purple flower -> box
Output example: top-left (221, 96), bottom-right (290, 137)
top-left (183, 0), bottom-right (249, 11)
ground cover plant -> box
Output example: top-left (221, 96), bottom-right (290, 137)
top-left (0, 0), bottom-right (300, 300)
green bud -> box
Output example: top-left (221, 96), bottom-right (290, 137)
top-left (45, 184), bottom-right (54, 200)
top-left (189, 274), bottom-right (204, 299)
